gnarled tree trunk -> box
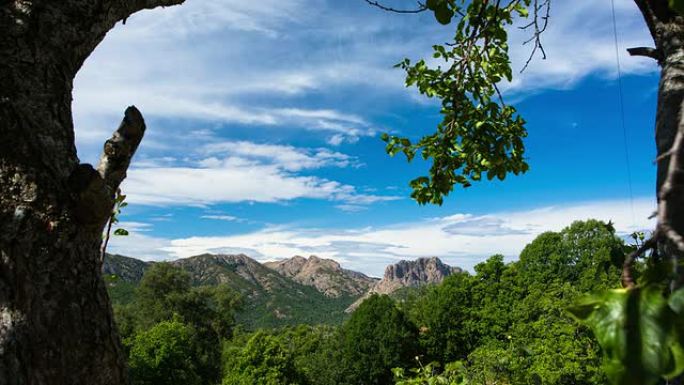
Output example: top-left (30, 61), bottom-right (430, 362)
top-left (632, 0), bottom-right (684, 288)
top-left (0, 1), bottom-right (183, 384)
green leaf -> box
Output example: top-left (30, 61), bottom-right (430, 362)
top-left (113, 228), bottom-right (129, 236)
top-left (569, 287), bottom-right (684, 385)
top-left (670, 288), bottom-right (684, 314)
top-left (425, 0), bottom-right (442, 11)
top-left (433, 4), bottom-right (454, 25)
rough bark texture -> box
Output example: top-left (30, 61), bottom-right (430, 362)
top-left (0, 1), bottom-right (183, 384)
top-left (633, 0), bottom-right (684, 286)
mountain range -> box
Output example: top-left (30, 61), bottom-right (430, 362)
top-left (104, 253), bottom-right (461, 328)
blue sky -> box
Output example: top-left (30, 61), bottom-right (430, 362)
top-left (74, 0), bottom-right (659, 276)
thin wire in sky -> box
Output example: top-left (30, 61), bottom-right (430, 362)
top-left (610, 0), bottom-right (637, 226)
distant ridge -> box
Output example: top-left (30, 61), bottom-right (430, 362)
top-left (102, 253), bottom-right (363, 328)
top-left (346, 257), bottom-right (462, 312)
top-left (102, 253), bottom-right (463, 325)
top-left (264, 255), bottom-right (378, 297)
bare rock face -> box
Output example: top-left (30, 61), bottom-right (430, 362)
top-left (171, 253), bottom-right (284, 289)
top-left (373, 257), bottom-right (461, 294)
top-left (265, 255), bottom-right (377, 297)
top-left (346, 257), bottom-right (462, 312)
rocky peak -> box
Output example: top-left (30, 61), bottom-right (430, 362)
top-left (172, 253), bottom-right (276, 287)
top-left (265, 255), bottom-right (377, 298)
top-left (346, 257), bottom-right (462, 312)
top-left (378, 257), bottom-right (458, 293)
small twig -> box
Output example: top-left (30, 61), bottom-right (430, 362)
top-left (520, 0), bottom-right (550, 73)
top-left (627, 46), bottom-right (662, 62)
top-left (100, 216), bottom-right (114, 263)
top-left (622, 234), bottom-right (658, 288)
top-left (364, 0), bottom-right (427, 13)
top-left (654, 148), bottom-right (674, 164)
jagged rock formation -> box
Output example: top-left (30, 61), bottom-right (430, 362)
top-left (346, 257), bottom-right (462, 312)
top-left (264, 255), bottom-right (377, 297)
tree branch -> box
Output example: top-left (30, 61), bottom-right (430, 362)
top-left (364, 0), bottom-right (427, 13)
top-left (627, 46), bottom-right (663, 62)
top-left (519, 0), bottom-right (550, 73)
top-left (96, 106), bottom-right (146, 195)
top-left (116, 0), bottom-right (186, 22)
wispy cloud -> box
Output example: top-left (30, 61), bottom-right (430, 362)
top-left (201, 215), bottom-right (240, 221)
top-left (505, 0), bottom-right (655, 93)
top-left (201, 141), bottom-right (359, 171)
top-left (120, 140), bottom-right (398, 207)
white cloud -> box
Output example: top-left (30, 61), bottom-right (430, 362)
top-left (108, 232), bottom-right (172, 261)
top-left (504, 0), bottom-right (656, 93)
top-left (335, 204), bottom-right (369, 213)
top-left (108, 197), bottom-right (656, 276)
top-left (202, 141), bottom-right (358, 171)
top-left (201, 215), bottom-right (239, 221)
top-left (114, 221), bottom-right (154, 232)
top-left (120, 140), bottom-right (397, 206)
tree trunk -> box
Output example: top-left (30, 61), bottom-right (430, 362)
top-left (0, 1), bottom-right (183, 384)
top-left (633, 0), bottom-right (684, 287)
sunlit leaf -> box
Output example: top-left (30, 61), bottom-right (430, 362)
top-left (568, 287), bottom-right (684, 385)
top-left (113, 228), bottom-right (129, 236)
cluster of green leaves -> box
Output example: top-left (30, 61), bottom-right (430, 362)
top-left (113, 263), bottom-right (242, 385)
top-left (222, 295), bottom-right (419, 385)
top-left (338, 294), bottom-right (420, 384)
top-left (128, 318), bottom-right (205, 385)
top-left (383, 0), bottom-right (532, 204)
top-left (394, 361), bottom-right (470, 385)
top-left (111, 188), bottom-right (129, 236)
top-left (222, 331), bottom-right (304, 385)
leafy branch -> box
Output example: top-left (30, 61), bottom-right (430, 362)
top-left (380, 0), bottom-right (547, 205)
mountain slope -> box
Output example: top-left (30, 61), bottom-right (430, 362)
top-left (264, 255), bottom-right (378, 297)
top-left (103, 253), bottom-right (359, 328)
top-left (346, 257), bottom-right (462, 312)
top-left (103, 253), bottom-right (149, 282)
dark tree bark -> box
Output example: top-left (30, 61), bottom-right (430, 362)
top-left (0, 1), bottom-right (183, 384)
top-left (632, 0), bottom-right (684, 287)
